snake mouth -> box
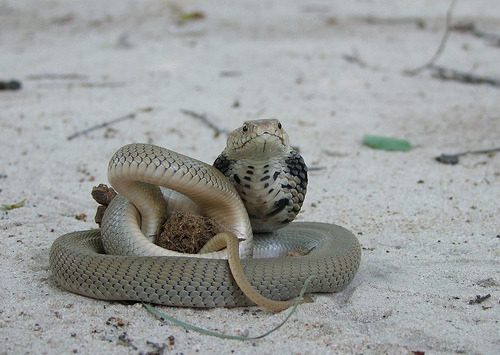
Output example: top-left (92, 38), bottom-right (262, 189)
top-left (238, 133), bottom-right (284, 150)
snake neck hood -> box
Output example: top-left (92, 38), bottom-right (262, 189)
top-left (214, 119), bottom-right (308, 233)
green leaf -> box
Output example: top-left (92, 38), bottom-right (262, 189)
top-left (1, 199), bottom-right (25, 210)
top-left (363, 135), bottom-right (411, 151)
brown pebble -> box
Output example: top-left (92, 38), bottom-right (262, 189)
top-left (91, 184), bottom-right (117, 205)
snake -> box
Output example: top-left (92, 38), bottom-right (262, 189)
top-left (49, 119), bottom-right (361, 311)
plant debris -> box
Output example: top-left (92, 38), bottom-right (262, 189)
top-left (405, 0), bottom-right (458, 76)
top-left (286, 247), bottom-right (315, 257)
top-left (435, 147), bottom-right (500, 165)
top-left (431, 66), bottom-right (500, 87)
top-left (363, 135), bottom-right (411, 151)
top-left (178, 11), bottom-right (205, 23)
top-left (75, 213), bottom-right (87, 221)
top-left (106, 317), bottom-right (129, 328)
top-left (91, 184), bottom-right (117, 226)
top-left (92, 184), bottom-right (219, 253)
top-left (403, 0), bottom-right (500, 87)
top-left (26, 73), bottom-right (88, 80)
top-left (155, 212), bottom-right (219, 254)
top-left (92, 184), bottom-right (117, 205)
top-left (146, 340), bottom-right (168, 353)
top-left (450, 22), bottom-right (500, 47)
top-left (167, 335), bottom-right (175, 346)
top-left (180, 109), bottom-right (230, 137)
top-left (67, 107), bottom-right (152, 141)
top-left (468, 294), bottom-right (491, 305)
top-left (1, 199), bottom-right (25, 211)
top-left (0, 80), bottom-right (22, 91)
top-left (67, 112), bottom-right (135, 141)
top-left (117, 332), bottom-right (138, 350)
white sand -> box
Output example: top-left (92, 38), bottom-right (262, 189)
top-left (1, 1), bottom-right (499, 353)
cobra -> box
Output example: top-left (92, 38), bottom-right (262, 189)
top-left (49, 119), bottom-right (361, 311)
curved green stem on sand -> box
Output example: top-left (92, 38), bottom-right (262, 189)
top-left (143, 276), bottom-right (315, 340)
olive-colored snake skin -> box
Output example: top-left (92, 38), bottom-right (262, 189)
top-left (49, 119), bottom-right (361, 310)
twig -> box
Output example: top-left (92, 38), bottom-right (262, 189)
top-left (308, 166), bottom-right (327, 171)
top-left (362, 16), bottom-right (425, 29)
top-left (468, 294), bottom-right (491, 305)
top-left (435, 147), bottom-right (500, 164)
top-left (180, 109), bottom-right (230, 137)
top-left (26, 73), bottom-right (88, 81)
top-left (77, 82), bottom-right (125, 88)
top-left (342, 49), bottom-right (367, 68)
top-left (450, 22), bottom-right (500, 47)
top-left (405, 0), bottom-right (458, 76)
top-left (431, 66), bottom-right (500, 87)
top-left (147, 340), bottom-right (168, 353)
top-left (67, 113), bottom-right (136, 141)
top-left (117, 332), bottom-right (138, 350)
top-left (403, 0), bottom-right (500, 87)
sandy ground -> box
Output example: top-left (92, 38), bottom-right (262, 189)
top-left (1, 0), bottom-right (499, 354)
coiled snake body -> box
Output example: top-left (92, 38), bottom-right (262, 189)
top-left (50, 119), bottom-right (361, 310)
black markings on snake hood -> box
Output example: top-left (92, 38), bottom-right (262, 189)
top-left (213, 153), bottom-right (231, 174)
top-left (266, 198), bottom-right (289, 217)
top-left (285, 150), bottom-right (308, 190)
top-left (213, 146), bottom-right (308, 233)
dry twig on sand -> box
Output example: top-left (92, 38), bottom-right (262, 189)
top-left (405, 0), bottom-right (458, 76)
top-left (180, 109), bottom-right (230, 137)
top-left (405, 0), bottom-right (500, 87)
top-left (67, 107), bottom-right (152, 141)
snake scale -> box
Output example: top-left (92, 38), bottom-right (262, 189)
top-left (50, 119), bottom-right (361, 310)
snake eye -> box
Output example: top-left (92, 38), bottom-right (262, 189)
top-left (242, 124), bottom-right (248, 132)
top-left (277, 122), bottom-right (282, 129)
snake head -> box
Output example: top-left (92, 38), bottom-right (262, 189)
top-left (226, 119), bottom-right (291, 159)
